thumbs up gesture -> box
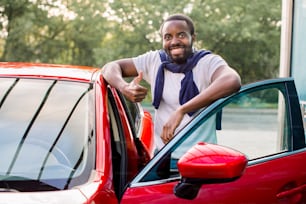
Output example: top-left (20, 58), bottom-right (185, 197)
top-left (131, 71), bottom-right (143, 87)
top-left (123, 72), bottom-right (148, 102)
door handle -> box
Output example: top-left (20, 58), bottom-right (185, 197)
top-left (276, 183), bottom-right (306, 198)
top-left (276, 183), bottom-right (306, 204)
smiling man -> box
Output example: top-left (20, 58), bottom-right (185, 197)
top-left (102, 14), bottom-right (241, 151)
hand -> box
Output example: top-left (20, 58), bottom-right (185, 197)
top-left (122, 72), bottom-right (148, 102)
top-left (161, 109), bottom-right (184, 144)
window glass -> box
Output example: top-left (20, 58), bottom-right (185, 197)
top-left (291, 1), bottom-right (306, 140)
top-left (107, 88), bottom-right (131, 198)
top-left (172, 87), bottom-right (288, 163)
top-left (292, 0), bottom-right (306, 101)
top-left (141, 84), bottom-right (290, 182)
top-left (216, 88), bottom-right (288, 160)
top-left (170, 86), bottom-right (289, 167)
top-left (120, 94), bottom-right (142, 137)
top-left (0, 78), bottom-right (95, 190)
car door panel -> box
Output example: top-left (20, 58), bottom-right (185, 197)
top-left (121, 78), bottom-right (306, 203)
top-left (121, 150), bottom-right (306, 203)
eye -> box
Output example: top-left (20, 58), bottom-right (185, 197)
top-left (178, 33), bottom-right (186, 39)
top-left (164, 34), bottom-right (172, 41)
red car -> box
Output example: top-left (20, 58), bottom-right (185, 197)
top-left (0, 62), bottom-right (154, 203)
top-left (0, 62), bottom-right (306, 203)
top-left (120, 77), bottom-right (306, 204)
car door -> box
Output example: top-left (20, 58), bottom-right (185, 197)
top-left (106, 87), bottom-right (154, 201)
top-left (120, 78), bottom-right (306, 204)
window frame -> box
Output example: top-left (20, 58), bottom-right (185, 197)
top-left (129, 78), bottom-right (305, 187)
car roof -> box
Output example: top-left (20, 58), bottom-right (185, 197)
top-left (0, 62), bottom-right (101, 82)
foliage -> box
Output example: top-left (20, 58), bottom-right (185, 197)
top-left (191, 0), bottom-right (281, 83)
top-left (0, 0), bottom-right (109, 65)
top-left (0, 0), bottom-right (281, 84)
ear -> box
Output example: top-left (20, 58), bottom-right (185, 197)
top-left (192, 34), bottom-right (196, 41)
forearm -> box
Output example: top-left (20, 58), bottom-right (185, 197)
top-left (179, 70), bottom-right (241, 115)
top-left (102, 62), bottom-right (129, 92)
top-left (102, 61), bottom-right (148, 102)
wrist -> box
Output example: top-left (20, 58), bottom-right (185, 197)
top-left (118, 82), bottom-right (129, 93)
top-left (177, 105), bottom-right (187, 115)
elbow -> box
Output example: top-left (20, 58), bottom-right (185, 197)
top-left (101, 62), bottom-right (121, 79)
top-left (233, 75), bottom-right (241, 92)
top-left (227, 73), bottom-right (241, 95)
top-left (214, 66), bottom-right (241, 95)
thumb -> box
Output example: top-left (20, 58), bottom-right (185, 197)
top-left (133, 71), bottom-right (143, 85)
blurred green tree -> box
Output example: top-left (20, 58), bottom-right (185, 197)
top-left (0, 0), bottom-right (109, 65)
top-left (0, 0), bottom-right (281, 84)
top-left (191, 0), bottom-right (281, 83)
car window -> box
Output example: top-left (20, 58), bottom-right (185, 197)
top-left (216, 88), bottom-right (289, 159)
top-left (140, 82), bottom-right (292, 182)
top-left (171, 86), bottom-right (289, 167)
top-left (107, 87), bottom-right (152, 198)
top-left (0, 77), bottom-right (95, 190)
top-left (300, 101), bottom-right (306, 140)
top-left (107, 87), bottom-right (144, 198)
top-left (118, 93), bottom-right (142, 138)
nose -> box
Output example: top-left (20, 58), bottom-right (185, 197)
top-left (170, 36), bottom-right (180, 46)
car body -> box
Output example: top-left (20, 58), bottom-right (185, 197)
top-left (1, 62), bottom-right (306, 203)
top-left (120, 77), bottom-right (306, 204)
top-left (0, 62), bottom-right (154, 203)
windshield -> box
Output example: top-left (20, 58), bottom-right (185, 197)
top-left (0, 77), bottom-right (95, 191)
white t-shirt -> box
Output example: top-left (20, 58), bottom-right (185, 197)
top-left (133, 50), bottom-right (228, 150)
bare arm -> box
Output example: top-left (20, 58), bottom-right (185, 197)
top-left (102, 59), bottom-right (148, 102)
top-left (179, 65), bottom-right (241, 114)
top-left (161, 65), bottom-right (241, 143)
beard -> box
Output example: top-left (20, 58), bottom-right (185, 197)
top-left (166, 45), bottom-right (193, 64)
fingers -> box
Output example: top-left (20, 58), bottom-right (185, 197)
top-left (161, 110), bottom-right (184, 144)
top-left (133, 72), bottom-right (147, 101)
top-left (161, 132), bottom-right (173, 144)
top-left (134, 71), bottom-right (143, 85)
top-left (133, 92), bottom-right (147, 102)
top-left (161, 124), bottom-right (174, 144)
top-left (126, 72), bottom-right (147, 102)
top-left (131, 71), bottom-right (143, 86)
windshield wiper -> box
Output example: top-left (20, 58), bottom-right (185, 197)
top-left (0, 78), bottom-right (19, 109)
top-left (0, 176), bottom-right (60, 192)
top-left (0, 187), bottom-right (19, 192)
top-left (6, 80), bottom-right (58, 175)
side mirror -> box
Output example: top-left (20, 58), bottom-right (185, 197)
top-left (174, 142), bottom-right (247, 200)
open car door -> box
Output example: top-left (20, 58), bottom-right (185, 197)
top-left (121, 78), bottom-right (306, 204)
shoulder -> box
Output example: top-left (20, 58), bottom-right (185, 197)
top-left (198, 53), bottom-right (228, 68)
top-left (193, 52), bottom-right (229, 83)
top-left (133, 50), bottom-right (160, 61)
top-left (132, 50), bottom-right (161, 71)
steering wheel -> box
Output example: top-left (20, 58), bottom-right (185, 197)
top-left (25, 138), bottom-right (72, 167)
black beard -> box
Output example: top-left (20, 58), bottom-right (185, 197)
top-left (172, 56), bottom-right (188, 64)
top-left (169, 50), bottom-right (193, 64)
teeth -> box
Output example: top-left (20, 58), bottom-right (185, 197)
top-left (171, 47), bottom-right (182, 51)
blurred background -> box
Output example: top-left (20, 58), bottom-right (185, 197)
top-left (0, 0), bottom-right (281, 102)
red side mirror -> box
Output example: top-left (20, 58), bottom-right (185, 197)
top-left (177, 142), bottom-right (247, 180)
top-left (175, 142), bottom-right (248, 200)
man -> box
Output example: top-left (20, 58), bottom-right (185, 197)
top-left (102, 14), bottom-right (241, 151)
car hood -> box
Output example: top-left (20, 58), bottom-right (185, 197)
top-left (0, 189), bottom-right (87, 204)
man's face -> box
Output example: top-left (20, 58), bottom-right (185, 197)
top-left (161, 20), bottom-right (195, 64)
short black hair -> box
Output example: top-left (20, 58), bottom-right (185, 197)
top-left (160, 14), bottom-right (195, 35)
